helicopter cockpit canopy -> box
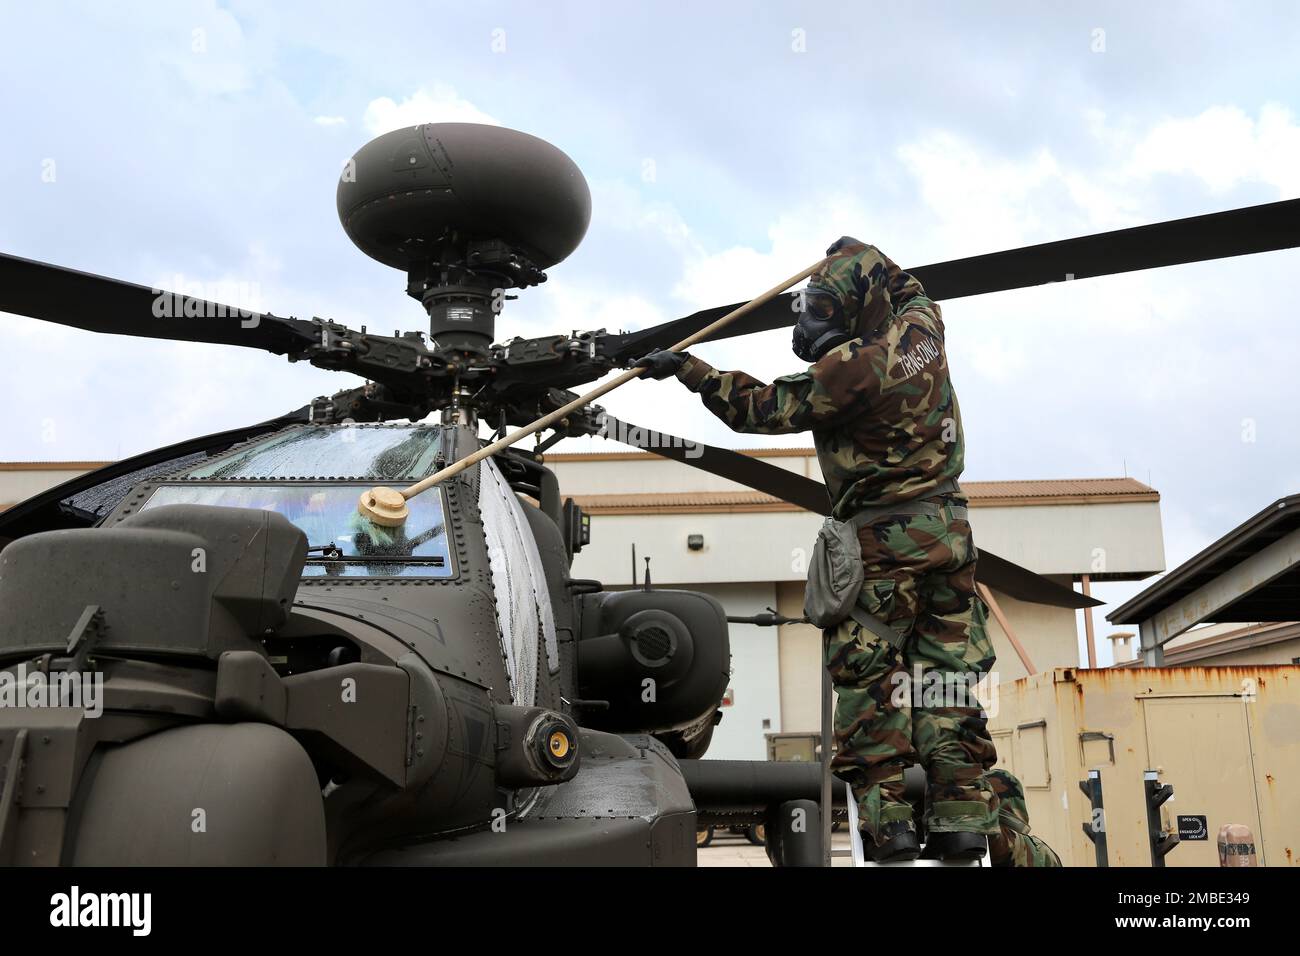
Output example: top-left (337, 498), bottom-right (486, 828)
top-left (135, 423), bottom-right (455, 578)
top-left (139, 484), bottom-right (453, 578)
top-left (183, 423), bottom-right (444, 480)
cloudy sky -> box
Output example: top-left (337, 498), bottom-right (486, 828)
top-left (2, 2), bottom-right (1298, 655)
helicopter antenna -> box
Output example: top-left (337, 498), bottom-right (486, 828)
top-left (643, 556), bottom-right (652, 591)
top-left (631, 543), bottom-right (636, 589)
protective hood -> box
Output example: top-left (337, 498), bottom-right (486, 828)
top-left (809, 239), bottom-right (927, 340)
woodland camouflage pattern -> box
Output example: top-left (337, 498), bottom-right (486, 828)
top-left (677, 241), bottom-right (964, 518)
top-left (986, 768), bottom-right (1063, 867)
top-left (676, 241), bottom-right (1001, 846)
top-left (823, 507), bottom-right (1000, 842)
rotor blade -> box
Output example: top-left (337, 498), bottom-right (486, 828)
top-left (591, 417), bottom-right (1101, 609)
top-left (973, 550), bottom-right (1101, 609)
top-left (0, 252), bottom-right (321, 353)
top-left (909, 196), bottom-right (1300, 300)
top-left (599, 197), bottom-right (1300, 361)
top-left (599, 296), bottom-right (794, 364)
top-left (593, 416), bottom-right (833, 515)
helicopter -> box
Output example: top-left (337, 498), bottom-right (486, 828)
top-left (0, 123), bottom-right (1296, 866)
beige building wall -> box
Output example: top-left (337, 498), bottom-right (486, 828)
top-left (0, 462), bottom-right (106, 509)
top-left (1116, 622), bottom-right (1300, 669)
top-left (567, 510), bottom-right (822, 587)
top-left (546, 449), bottom-right (820, 495)
top-left (968, 501), bottom-right (1165, 580)
top-left (776, 582), bottom-right (821, 732)
top-left (1196, 640), bottom-right (1300, 666)
top-left (983, 587), bottom-right (1081, 683)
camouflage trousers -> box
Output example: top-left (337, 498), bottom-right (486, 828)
top-left (823, 505), bottom-right (1000, 845)
top-left (986, 768), bottom-right (1062, 867)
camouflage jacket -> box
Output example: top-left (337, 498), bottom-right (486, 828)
top-left (676, 244), bottom-right (965, 518)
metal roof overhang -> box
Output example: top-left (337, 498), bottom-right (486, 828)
top-left (1108, 495), bottom-right (1300, 662)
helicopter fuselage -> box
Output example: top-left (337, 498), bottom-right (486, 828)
top-left (0, 420), bottom-right (728, 865)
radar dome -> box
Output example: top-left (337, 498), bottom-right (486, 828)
top-left (337, 123), bottom-right (591, 273)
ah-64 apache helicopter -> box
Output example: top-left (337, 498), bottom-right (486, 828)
top-left (0, 124), bottom-right (1296, 866)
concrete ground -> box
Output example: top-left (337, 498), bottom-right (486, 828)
top-left (696, 829), bottom-right (856, 867)
top-left (696, 830), bottom-right (985, 868)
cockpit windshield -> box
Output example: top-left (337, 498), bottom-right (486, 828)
top-left (184, 425), bottom-right (443, 481)
top-left (140, 483), bottom-right (454, 578)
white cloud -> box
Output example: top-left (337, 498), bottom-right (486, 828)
top-left (964, 334), bottom-right (1029, 385)
top-left (589, 179), bottom-right (702, 258)
top-left (672, 194), bottom-right (875, 310)
top-left (899, 135), bottom-right (1068, 250)
top-left (1128, 103), bottom-right (1300, 198)
top-left (670, 101), bottom-right (1300, 325)
top-left (313, 115), bottom-right (346, 127)
top-left (154, 7), bottom-right (264, 96)
top-left (512, 273), bottom-right (668, 341)
top-left (361, 84), bottom-right (499, 136)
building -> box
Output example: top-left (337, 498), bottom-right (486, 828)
top-left (1, 452), bottom-right (1169, 761)
top-left (0, 462), bottom-right (112, 511)
top-left (1108, 493), bottom-right (1300, 666)
top-left (1111, 620), bottom-right (1300, 668)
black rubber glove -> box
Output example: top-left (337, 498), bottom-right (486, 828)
top-left (634, 348), bottom-right (690, 380)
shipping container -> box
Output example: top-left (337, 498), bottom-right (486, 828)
top-left (987, 666), bottom-right (1299, 866)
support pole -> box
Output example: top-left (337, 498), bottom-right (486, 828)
top-left (820, 664), bottom-right (834, 867)
top-left (977, 583), bottom-right (1037, 676)
top-left (1081, 574), bottom-right (1097, 668)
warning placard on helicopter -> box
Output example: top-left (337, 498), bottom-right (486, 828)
top-left (1177, 815), bottom-right (1208, 840)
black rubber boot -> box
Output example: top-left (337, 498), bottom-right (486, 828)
top-left (922, 830), bottom-right (988, 861)
top-left (867, 821), bottom-right (920, 863)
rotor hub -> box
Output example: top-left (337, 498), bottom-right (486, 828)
top-left (337, 123), bottom-right (591, 355)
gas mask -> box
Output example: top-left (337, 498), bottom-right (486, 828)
top-left (791, 285), bottom-right (850, 363)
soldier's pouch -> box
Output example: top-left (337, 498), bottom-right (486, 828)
top-left (804, 515), bottom-right (865, 629)
top-left (805, 517), bottom-right (899, 644)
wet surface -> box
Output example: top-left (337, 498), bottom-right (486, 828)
top-left (185, 424), bottom-right (443, 480)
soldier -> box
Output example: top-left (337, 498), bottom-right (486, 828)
top-left (985, 769), bottom-right (1062, 867)
top-left (638, 238), bottom-right (1001, 862)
